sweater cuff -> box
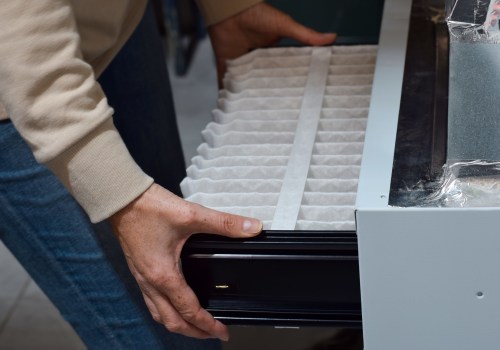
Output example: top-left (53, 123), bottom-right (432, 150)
top-left (196, 0), bottom-right (263, 26)
top-left (46, 118), bottom-right (154, 223)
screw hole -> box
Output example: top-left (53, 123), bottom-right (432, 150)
top-left (476, 291), bottom-right (484, 299)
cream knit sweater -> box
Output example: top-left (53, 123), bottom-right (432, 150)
top-left (0, 0), bottom-right (261, 222)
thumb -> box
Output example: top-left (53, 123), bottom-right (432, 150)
top-left (191, 204), bottom-right (263, 238)
top-left (275, 12), bottom-right (336, 46)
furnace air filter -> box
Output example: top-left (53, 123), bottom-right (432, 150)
top-left (181, 45), bottom-right (376, 231)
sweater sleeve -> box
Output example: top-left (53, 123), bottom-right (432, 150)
top-left (0, 0), bottom-right (153, 222)
top-left (196, 0), bottom-right (263, 25)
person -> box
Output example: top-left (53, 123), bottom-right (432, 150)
top-left (0, 0), bottom-right (335, 348)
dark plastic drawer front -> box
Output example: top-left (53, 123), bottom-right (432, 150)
top-left (182, 230), bottom-right (361, 326)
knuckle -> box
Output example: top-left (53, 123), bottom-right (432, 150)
top-left (147, 271), bottom-right (180, 289)
top-left (181, 310), bottom-right (196, 323)
top-left (220, 215), bottom-right (237, 234)
top-left (180, 305), bottom-right (202, 323)
top-left (177, 205), bottom-right (198, 227)
top-left (144, 269), bottom-right (163, 285)
top-left (164, 275), bottom-right (182, 289)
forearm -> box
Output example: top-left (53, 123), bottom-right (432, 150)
top-left (46, 119), bottom-right (153, 222)
top-left (0, 0), bottom-right (152, 222)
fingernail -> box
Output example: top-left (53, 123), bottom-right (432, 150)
top-left (242, 219), bottom-right (262, 234)
top-left (220, 334), bottom-right (230, 342)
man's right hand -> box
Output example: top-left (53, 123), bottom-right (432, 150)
top-left (109, 184), bottom-right (262, 340)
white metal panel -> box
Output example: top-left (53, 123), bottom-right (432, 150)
top-left (357, 208), bottom-right (500, 349)
top-left (356, 0), bottom-right (413, 209)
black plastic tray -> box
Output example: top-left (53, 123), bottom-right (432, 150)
top-left (182, 230), bottom-right (361, 326)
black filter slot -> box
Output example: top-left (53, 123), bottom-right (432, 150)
top-left (182, 230), bottom-right (361, 326)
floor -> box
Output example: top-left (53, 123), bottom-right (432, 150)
top-left (0, 39), bottom-right (341, 349)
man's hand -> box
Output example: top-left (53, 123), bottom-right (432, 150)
top-left (109, 184), bottom-right (262, 340)
top-left (208, 2), bottom-right (337, 86)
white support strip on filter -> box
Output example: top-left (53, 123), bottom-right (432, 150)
top-left (271, 47), bottom-right (332, 230)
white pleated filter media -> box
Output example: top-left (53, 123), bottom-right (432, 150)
top-left (181, 45), bottom-right (377, 231)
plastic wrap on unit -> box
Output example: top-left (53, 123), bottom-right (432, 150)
top-left (415, 161), bottom-right (500, 207)
top-left (446, 0), bottom-right (500, 43)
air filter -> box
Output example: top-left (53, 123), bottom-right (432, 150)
top-left (181, 45), bottom-right (376, 231)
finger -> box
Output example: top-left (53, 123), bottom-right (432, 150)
top-left (156, 273), bottom-right (230, 341)
top-left (143, 293), bottom-right (162, 323)
top-left (150, 289), bottom-right (216, 340)
top-left (275, 11), bottom-right (336, 46)
top-left (281, 20), bottom-right (336, 46)
top-left (190, 203), bottom-right (262, 238)
top-left (129, 265), bottom-right (169, 326)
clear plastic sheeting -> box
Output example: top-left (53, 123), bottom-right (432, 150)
top-left (417, 161), bottom-right (500, 207)
top-left (446, 0), bottom-right (500, 43)
top-left (180, 45), bottom-right (377, 230)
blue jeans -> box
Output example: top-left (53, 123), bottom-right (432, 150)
top-left (0, 2), bottom-right (219, 350)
